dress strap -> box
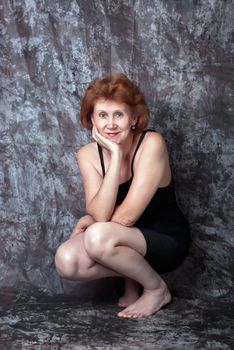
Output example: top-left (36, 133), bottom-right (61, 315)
top-left (97, 129), bottom-right (155, 178)
top-left (131, 129), bottom-right (154, 175)
top-left (97, 143), bottom-right (105, 177)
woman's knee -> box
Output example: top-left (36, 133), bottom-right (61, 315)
top-left (55, 238), bottom-right (96, 281)
top-left (55, 243), bottom-right (78, 279)
top-left (84, 222), bottom-right (114, 260)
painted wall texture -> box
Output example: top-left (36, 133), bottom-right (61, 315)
top-left (0, 0), bottom-right (233, 300)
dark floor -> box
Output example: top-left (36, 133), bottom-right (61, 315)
top-left (0, 293), bottom-right (233, 350)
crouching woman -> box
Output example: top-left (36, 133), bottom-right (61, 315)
top-left (55, 73), bottom-right (190, 318)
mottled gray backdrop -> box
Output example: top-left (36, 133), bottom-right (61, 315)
top-left (0, 0), bottom-right (233, 300)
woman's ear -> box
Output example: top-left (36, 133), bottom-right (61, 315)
top-left (91, 115), bottom-right (94, 125)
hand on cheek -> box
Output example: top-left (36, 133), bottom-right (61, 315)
top-left (92, 123), bottom-right (101, 141)
top-left (92, 124), bottom-right (97, 142)
top-left (91, 118), bottom-right (100, 138)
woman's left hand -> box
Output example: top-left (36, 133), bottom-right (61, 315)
top-left (70, 215), bottom-right (95, 238)
top-left (92, 124), bottom-right (122, 156)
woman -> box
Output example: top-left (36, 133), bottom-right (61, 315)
top-left (55, 73), bottom-right (190, 318)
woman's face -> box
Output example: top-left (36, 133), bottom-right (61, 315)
top-left (92, 99), bottom-right (136, 144)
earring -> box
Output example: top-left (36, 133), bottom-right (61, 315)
top-left (131, 125), bottom-right (136, 131)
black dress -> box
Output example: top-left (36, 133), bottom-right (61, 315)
top-left (97, 130), bottom-right (190, 273)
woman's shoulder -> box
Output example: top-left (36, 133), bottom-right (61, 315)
top-left (132, 130), bottom-right (167, 168)
top-left (76, 142), bottom-right (97, 161)
top-left (144, 130), bottom-right (165, 141)
top-left (143, 130), bottom-right (167, 153)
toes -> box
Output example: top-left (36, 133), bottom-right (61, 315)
top-left (118, 303), bottom-right (127, 308)
top-left (132, 313), bottom-right (145, 318)
top-left (117, 297), bottom-right (135, 308)
top-left (117, 300), bottom-right (127, 307)
top-left (118, 313), bottom-right (126, 318)
top-left (117, 311), bottom-right (145, 318)
top-left (117, 299), bottom-right (126, 307)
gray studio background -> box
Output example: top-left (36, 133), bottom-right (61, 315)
top-left (0, 0), bottom-right (233, 301)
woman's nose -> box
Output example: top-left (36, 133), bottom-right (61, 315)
top-left (106, 117), bottom-right (117, 129)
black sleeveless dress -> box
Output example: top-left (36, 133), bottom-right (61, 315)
top-left (97, 130), bottom-right (190, 273)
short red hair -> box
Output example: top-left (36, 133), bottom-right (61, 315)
top-left (80, 73), bottom-right (149, 132)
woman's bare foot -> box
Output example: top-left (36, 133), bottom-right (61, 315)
top-left (118, 278), bottom-right (140, 307)
top-left (117, 281), bottom-right (172, 318)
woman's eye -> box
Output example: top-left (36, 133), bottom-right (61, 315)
top-left (115, 112), bottom-right (124, 118)
top-left (99, 113), bottom-right (106, 118)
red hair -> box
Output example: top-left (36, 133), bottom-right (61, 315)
top-left (80, 73), bottom-right (149, 132)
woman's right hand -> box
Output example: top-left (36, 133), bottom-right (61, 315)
top-left (70, 215), bottom-right (95, 238)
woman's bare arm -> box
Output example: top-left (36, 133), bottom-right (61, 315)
top-left (111, 132), bottom-right (170, 226)
top-left (77, 125), bottom-right (123, 222)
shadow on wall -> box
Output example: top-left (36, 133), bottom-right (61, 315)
top-left (151, 101), bottom-right (233, 299)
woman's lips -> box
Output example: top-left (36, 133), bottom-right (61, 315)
top-left (106, 132), bottom-right (119, 138)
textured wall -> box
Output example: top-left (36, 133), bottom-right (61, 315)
top-left (0, 0), bottom-right (233, 300)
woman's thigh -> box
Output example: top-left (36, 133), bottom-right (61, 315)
top-left (140, 228), bottom-right (189, 273)
top-left (84, 222), bottom-right (147, 257)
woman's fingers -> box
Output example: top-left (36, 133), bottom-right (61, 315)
top-left (92, 125), bottom-right (115, 148)
top-left (70, 228), bottom-right (84, 238)
top-left (92, 125), bottom-right (98, 142)
top-left (92, 124), bottom-right (104, 145)
top-left (92, 123), bottom-right (121, 157)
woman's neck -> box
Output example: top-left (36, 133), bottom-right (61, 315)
top-left (120, 132), bottom-right (135, 159)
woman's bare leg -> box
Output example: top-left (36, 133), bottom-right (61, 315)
top-left (55, 234), bottom-right (122, 281)
top-left (56, 235), bottom-right (139, 307)
top-left (118, 278), bottom-right (140, 307)
top-left (84, 222), bottom-right (172, 318)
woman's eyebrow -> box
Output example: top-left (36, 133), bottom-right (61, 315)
top-left (95, 109), bottom-right (126, 113)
